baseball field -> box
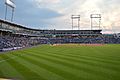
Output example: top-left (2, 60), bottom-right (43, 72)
top-left (0, 44), bottom-right (120, 80)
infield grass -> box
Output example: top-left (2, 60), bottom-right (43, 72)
top-left (0, 44), bottom-right (120, 80)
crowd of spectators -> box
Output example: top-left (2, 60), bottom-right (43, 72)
top-left (0, 34), bottom-right (120, 52)
top-left (48, 35), bottom-right (120, 44)
top-left (48, 35), bottom-right (104, 44)
top-left (0, 35), bottom-right (44, 51)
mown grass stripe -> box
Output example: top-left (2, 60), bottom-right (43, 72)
top-left (4, 55), bottom-right (46, 80)
top-left (0, 44), bottom-right (120, 80)
top-left (42, 51), bottom-right (120, 71)
top-left (6, 54), bottom-right (66, 80)
top-left (52, 45), bottom-right (120, 60)
top-left (0, 53), bottom-right (42, 80)
top-left (20, 51), bottom-right (114, 80)
top-left (25, 50), bottom-right (120, 72)
top-left (51, 50), bottom-right (120, 64)
top-left (27, 45), bottom-right (120, 63)
top-left (40, 47), bottom-right (120, 64)
top-left (30, 51), bottom-right (120, 78)
top-left (0, 61), bottom-right (25, 80)
top-left (15, 52), bottom-right (89, 80)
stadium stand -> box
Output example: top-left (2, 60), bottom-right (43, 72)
top-left (0, 19), bottom-right (120, 51)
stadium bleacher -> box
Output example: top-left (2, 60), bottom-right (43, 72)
top-left (0, 19), bottom-right (120, 51)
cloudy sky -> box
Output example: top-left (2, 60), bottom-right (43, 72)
top-left (0, 0), bottom-right (120, 33)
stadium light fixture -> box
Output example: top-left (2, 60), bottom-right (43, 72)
top-left (71, 15), bottom-right (80, 30)
top-left (5, 0), bottom-right (16, 22)
top-left (90, 14), bottom-right (101, 30)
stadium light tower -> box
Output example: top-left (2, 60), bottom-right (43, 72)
top-left (5, 0), bottom-right (16, 22)
top-left (71, 15), bottom-right (80, 30)
top-left (90, 14), bottom-right (101, 30)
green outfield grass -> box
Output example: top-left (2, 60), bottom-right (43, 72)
top-left (0, 44), bottom-right (120, 80)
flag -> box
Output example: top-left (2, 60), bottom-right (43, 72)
top-left (5, 0), bottom-right (16, 8)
